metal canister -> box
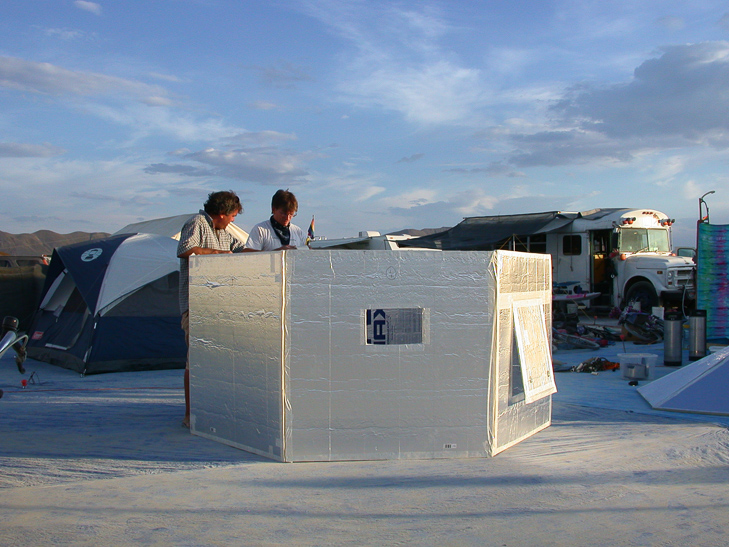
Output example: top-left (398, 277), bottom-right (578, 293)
top-left (689, 309), bottom-right (707, 361)
top-left (663, 311), bottom-right (683, 366)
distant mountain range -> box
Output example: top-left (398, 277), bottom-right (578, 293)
top-left (0, 230), bottom-right (110, 256)
top-left (0, 226), bottom-right (448, 257)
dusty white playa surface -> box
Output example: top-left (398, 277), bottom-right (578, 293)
top-left (1, 339), bottom-right (729, 546)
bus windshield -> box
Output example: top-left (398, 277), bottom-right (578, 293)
top-left (618, 228), bottom-right (670, 253)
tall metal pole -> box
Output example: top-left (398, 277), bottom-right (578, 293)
top-left (695, 191), bottom-right (715, 310)
top-left (696, 190), bottom-right (715, 264)
top-left (699, 190), bottom-right (715, 223)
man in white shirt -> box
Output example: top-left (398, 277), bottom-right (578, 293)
top-left (244, 189), bottom-right (307, 251)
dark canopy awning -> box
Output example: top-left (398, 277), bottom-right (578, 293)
top-left (399, 211), bottom-right (581, 250)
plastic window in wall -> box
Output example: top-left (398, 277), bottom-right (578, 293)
top-left (512, 299), bottom-right (556, 404)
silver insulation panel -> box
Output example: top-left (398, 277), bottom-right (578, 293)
top-left (189, 250), bottom-right (554, 462)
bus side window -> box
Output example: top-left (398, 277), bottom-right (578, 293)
top-left (563, 235), bottom-right (581, 256)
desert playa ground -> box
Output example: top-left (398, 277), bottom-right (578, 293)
top-left (1, 338), bottom-right (728, 547)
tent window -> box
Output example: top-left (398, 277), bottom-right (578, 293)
top-left (43, 287), bottom-right (89, 350)
top-left (40, 270), bottom-right (76, 316)
top-left (563, 235), bottom-right (582, 256)
top-left (512, 300), bottom-right (556, 404)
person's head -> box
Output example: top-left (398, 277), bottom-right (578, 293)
top-left (204, 190), bottom-right (243, 230)
top-left (271, 189), bottom-right (298, 227)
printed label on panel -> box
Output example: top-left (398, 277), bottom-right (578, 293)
top-left (365, 308), bottom-right (423, 345)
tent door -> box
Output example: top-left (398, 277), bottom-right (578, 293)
top-left (39, 270), bottom-right (76, 316)
top-left (42, 287), bottom-right (90, 350)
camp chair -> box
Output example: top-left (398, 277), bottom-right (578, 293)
top-left (1, 316), bottom-right (27, 373)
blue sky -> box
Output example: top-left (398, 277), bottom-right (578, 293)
top-left (2, 0), bottom-right (729, 245)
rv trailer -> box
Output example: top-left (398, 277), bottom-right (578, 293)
top-left (315, 209), bottom-right (696, 311)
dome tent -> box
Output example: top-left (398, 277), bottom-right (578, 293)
top-left (26, 233), bottom-right (186, 374)
top-left (114, 213), bottom-right (249, 243)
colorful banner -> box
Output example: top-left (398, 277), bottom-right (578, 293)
top-left (697, 222), bottom-right (729, 340)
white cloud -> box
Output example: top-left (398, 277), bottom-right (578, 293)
top-left (250, 61), bottom-right (313, 89)
top-left (342, 60), bottom-right (484, 124)
top-left (720, 13), bottom-right (729, 31)
top-left (82, 103), bottom-right (242, 143)
top-left (652, 154), bottom-right (688, 183)
top-left (0, 56), bottom-right (168, 104)
top-left (147, 72), bottom-right (183, 83)
top-left (506, 129), bottom-right (638, 167)
top-left (226, 131), bottom-right (297, 145)
top-left (301, 1), bottom-right (489, 125)
top-left (473, 41), bottom-right (729, 170)
top-left (0, 155), bottom-right (189, 231)
top-left (443, 161), bottom-right (523, 177)
top-left (370, 181), bottom-right (609, 230)
top-left (0, 142), bottom-right (65, 158)
top-left (554, 42), bottom-right (729, 141)
top-left (42, 27), bottom-right (94, 41)
top-left (378, 188), bottom-right (438, 209)
top-left (312, 167), bottom-right (387, 203)
top-left (143, 163), bottom-right (213, 177)
top-left (656, 16), bottom-right (685, 31)
top-left (683, 179), bottom-right (703, 201)
top-left (486, 47), bottom-right (537, 75)
top-left (142, 132), bottom-right (311, 186)
top-left (355, 185), bottom-right (387, 202)
top-left (183, 146), bottom-right (311, 185)
top-left (396, 153), bottom-right (424, 164)
top-left (74, 1), bottom-right (102, 16)
top-left (451, 191), bottom-right (499, 216)
top-left (142, 96), bottom-right (175, 107)
top-left (250, 100), bottom-right (281, 110)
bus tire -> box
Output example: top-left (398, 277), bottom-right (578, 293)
top-left (624, 281), bottom-right (658, 311)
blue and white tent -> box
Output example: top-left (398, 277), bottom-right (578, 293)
top-left (26, 233), bottom-right (186, 374)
